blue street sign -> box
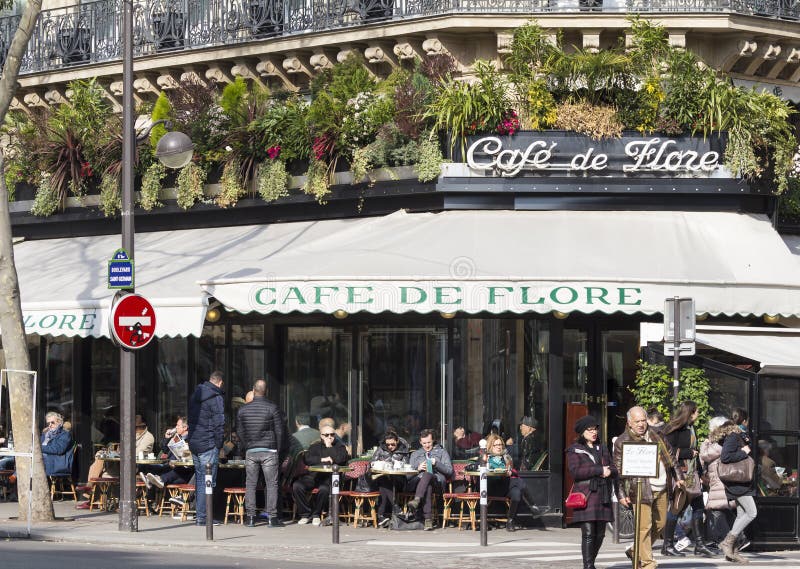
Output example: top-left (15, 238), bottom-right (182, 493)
top-left (108, 248), bottom-right (134, 289)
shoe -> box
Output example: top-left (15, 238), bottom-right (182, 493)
top-left (146, 473), bottom-right (164, 489)
top-left (75, 501), bottom-right (90, 510)
top-left (312, 516), bottom-right (322, 526)
top-left (269, 517), bottom-right (284, 528)
top-left (378, 516), bottom-right (391, 528)
top-left (625, 547), bottom-right (633, 562)
top-left (168, 496), bottom-right (185, 507)
top-left (662, 539), bottom-right (686, 556)
top-left (196, 520), bottom-right (221, 526)
top-left (505, 519), bottom-right (516, 532)
top-left (259, 512), bottom-right (270, 520)
top-left (320, 517), bottom-right (332, 527)
top-left (720, 532), bottom-right (737, 561)
top-left (246, 515), bottom-right (256, 527)
top-left (407, 497), bottom-right (421, 512)
top-left (423, 518), bottom-right (434, 531)
top-left (138, 472), bottom-right (150, 489)
top-left (297, 517), bottom-right (310, 525)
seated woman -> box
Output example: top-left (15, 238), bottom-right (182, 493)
top-left (371, 430), bottom-right (411, 527)
top-left (41, 412), bottom-right (74, 477)
top-left (485, 433), bottom-right (533, 532)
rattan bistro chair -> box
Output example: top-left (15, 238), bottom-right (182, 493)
top-left (442, 461), bottom-right (479, 530)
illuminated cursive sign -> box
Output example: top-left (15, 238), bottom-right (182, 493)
top-left (465, 135), bottom-right (721, 177)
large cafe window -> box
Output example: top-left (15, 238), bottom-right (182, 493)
top-left (452, 318), bottom-right (548, 471)
top-left (758, 377), bottom-right (799, 499)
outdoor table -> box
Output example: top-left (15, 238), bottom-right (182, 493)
top-left (308, 465), bottom-right (352, 473)
top-left (464, 468), bottom-right (510, 491)
top-left (370, 467), bottom-right (416, 503)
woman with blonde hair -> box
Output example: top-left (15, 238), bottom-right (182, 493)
top-left (485, 433), bottom-right (532, 532)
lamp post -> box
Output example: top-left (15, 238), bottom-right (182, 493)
top-left (119, 0), bottom-right (194, 532)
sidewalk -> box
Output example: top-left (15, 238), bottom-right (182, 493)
top-left (0, 499), bottom-right (585, 565)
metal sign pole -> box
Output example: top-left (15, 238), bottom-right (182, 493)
top-left (672, 296), bottom-right (680, 406)
top-left (331, 465), bottom-right (340, 544)
top-left (633, 479), bottom-right (643, 569)
top-left (205, 463), bottom-right (213, 540)
top-left (479, 467), bottom-right (488, 546)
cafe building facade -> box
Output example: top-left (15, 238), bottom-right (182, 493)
top-left (2, 129), bottom-right (800, 546)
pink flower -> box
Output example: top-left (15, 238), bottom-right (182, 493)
top-left (266, 145), bottom-right (281, 160)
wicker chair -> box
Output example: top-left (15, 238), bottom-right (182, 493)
top-left (338, 459), bottom-right (380, 528)
top-left (442, 461), bottom-right (479, 530)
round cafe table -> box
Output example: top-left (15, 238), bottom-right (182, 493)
top-left (308, 465), bottom-right (352, 473)
top-left (370, 467), bottom-right (416, 504)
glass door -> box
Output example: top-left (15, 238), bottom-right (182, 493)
top-left (357, 326), bottom-right (446, 455)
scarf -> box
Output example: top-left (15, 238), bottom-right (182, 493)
top-left (43, 426), bottom-right (61, 446)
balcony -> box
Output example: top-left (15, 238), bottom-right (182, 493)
top-left (1, 0), bottom-right (799, 77)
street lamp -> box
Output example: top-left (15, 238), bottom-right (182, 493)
top-left (119, 0), bottom-right (193, 532)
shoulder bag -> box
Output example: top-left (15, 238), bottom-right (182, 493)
top-left (565, 483), bottom-right (587, 509)
top-left (718, 456), bottom-right (755, 484)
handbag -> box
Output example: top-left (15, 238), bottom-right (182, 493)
top-left (718, 456), bottom-right (755, 483)
top-left (670, 483), bottom-right (688, 515)
top-left (565, 484), bottom-right (587, 509)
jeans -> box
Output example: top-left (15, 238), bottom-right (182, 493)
top-left (405, 472), bottom-right (441, 520)
top-left (730, 495), bottom-right (757, 537)
top-left (192, 448), bottom-right (219, 523)
top-left (245, 451), bottom-right (279, 517)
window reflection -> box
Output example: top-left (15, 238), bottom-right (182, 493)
top-left (757, 435), bottom-right (798, 498)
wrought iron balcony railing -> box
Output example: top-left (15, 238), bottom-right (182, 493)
top-left (0, 0), bottom-right (797, 76)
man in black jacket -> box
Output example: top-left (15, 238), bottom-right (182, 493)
top-left (236, 378), bottom-right (285, 527)
top-left (292, 425), bottom-right (349, 526)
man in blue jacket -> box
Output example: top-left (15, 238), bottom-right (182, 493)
top-left (41, 411), bottom-right (74, 477)
top-left (188, 370), bottom-right (225, 526)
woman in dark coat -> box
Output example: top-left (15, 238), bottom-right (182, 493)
top-left (566, 415), bottom-right (617, 569)
top-left (718, 411), bottom-right (757, 564)
top-left (662, 400), bottom-right (715, 558)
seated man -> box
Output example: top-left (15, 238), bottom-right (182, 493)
top-left (291, 424), bottom-right (349, 526)
top-left (405, 428), bottom-right (453, 531)
top-left (372, 430), bottom-right (411, 527)
top-left (141, 416), bottom-right (194, 508)
top-left (135, 415), bottom-right (155, 456)
top-left (41, 412), bottom-right (74, 477)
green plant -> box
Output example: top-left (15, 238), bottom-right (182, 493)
top-left (30, 172), bottom-right (59, 217)
top-left (302, 158), bottom-right (331, 203)
top-left (253, 96), bottom-right (310, 162)
top-left (150, 92), bottom-right (172, 149)
top-left (139, 161), bottom-right (166, 211)
top-left (99, 173), bottom-right (121, 217)
top-left (216, 160), bottom-right (246, 208)
top-left (257, 159), bottom-right (290, 202)
top-left (630, 360), bottom-right (673, 422)
top-left (416, 134), bottom-right (443, 183)
top-left (350, 146), bottom-right (370, 185)
top-left (175, 162), bottom-right (206, 209)
top-left (630, 360), bottom-right (712, 438)
top-left (676, 367), bottom-right (712, 440)
top-left (524, 79), bottom-right (557, 130)
top-left (3, 159), bottom-right (24, 201)
top-left (426, 60), bottom-right (511, 156)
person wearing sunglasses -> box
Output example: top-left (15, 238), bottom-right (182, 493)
top-left (292, 424), bottom-right (349, 526)
top-left (41, 411), bottom-right (74, 478)
top-left (371, 430), bottom-right (411, 527)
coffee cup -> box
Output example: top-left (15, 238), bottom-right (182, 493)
top-left (148, 453), bottom-right (155, 459)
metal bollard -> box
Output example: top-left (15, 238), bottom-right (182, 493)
top-left (331, 464), bottom-right (340, 544)
top-left (205, 463), bottom-right (214, 541)
top-left (479, 466), bottom-right (488, 547)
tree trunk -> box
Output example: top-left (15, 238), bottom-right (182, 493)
top-left (0, 0), bottom-right (52, 521)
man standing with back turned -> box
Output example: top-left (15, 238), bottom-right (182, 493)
top-left (188, 370), bottom-right (225, 526)
top-left (237, 378), bottom-right (285, 527)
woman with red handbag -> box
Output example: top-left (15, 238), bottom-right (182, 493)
top-left (566, 415), bottom-right (618, 569)
top-left (663, 400), bottom-right (716, 558)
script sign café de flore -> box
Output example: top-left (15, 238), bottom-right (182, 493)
top-left (463, 134), bottom-right (724, 177)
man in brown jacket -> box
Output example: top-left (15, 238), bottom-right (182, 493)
top-left (614, 406), bottom-right (684, 569)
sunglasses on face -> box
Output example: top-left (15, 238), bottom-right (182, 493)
top-left (47, 421), bottom-right (57, 426)
top-left (321, 433), bottom-right (335, 437)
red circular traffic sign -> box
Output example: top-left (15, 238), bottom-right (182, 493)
top-left (110, 293), bottom-right (156, 350)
